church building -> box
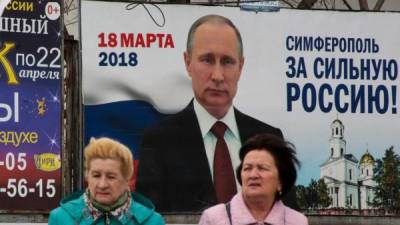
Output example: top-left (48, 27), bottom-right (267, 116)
top-left (320, 118), bottom-right (376, 209)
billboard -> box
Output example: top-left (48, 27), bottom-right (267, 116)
top-left (82, 1), bottom-right (400, 213)
top-left (0, 0), bottom-right (62, 211)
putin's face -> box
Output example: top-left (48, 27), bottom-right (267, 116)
top-left (184, 23), bottom-right (244, 118)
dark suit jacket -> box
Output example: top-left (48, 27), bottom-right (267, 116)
top-left (136, 101), bottom-right (298, 212)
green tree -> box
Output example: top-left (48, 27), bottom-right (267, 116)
top-left (296, 184), bottom-right (308, 210)
top-left (372, 146), bottom-right (400, 212)
top-left (317, 179), bottom-right (331, 208)
top-left (297, 178), bottom-right (331, 210)
top-left (307, 179), bottom-right (319, 209)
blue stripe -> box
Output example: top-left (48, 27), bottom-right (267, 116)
top-left (84, 100), bottom-right (168, 158)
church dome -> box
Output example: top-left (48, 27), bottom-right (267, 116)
top-left (360, 151), bottom-right (375, 165)
top-left (331, 119), bottom-right (343, 125)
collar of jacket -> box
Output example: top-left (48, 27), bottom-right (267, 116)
top-left (59, 191), bottom-right (156, 225)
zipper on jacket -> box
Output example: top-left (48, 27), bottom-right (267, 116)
top-left (105, 212), bottom-right (110, 225)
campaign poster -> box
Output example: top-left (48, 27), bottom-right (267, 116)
top-left (0, 0), bottom-right (62, 211)
top-left (82, 1), bottom-right (400, 214)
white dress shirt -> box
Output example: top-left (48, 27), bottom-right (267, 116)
top-left (193, 99), bottom-right (242, 191)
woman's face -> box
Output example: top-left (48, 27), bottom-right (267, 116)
top-left (87, 158), bottom-right (129, 205)
top-left (241, 149), bottom-right (282, 202)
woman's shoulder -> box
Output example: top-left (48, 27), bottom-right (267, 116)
top-left (203, 203), bottom-right (227, 215)
top-left (48, 203), bottom-right (82, 225)
top-left (283, 205), bottom-right (308, 225)
top-left (199, 204), bottom-right (229, 225)
top-left (48, 192), bottom-right (86, 224)
top-left (128, 204), bottom-right (164, 225)
top-left (129, 192), bottom-right (165, 225)
top-left (49, 206), bottom-right (65, 219)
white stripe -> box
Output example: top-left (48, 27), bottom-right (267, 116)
top-left (0, 0), bottom-right (11, 16)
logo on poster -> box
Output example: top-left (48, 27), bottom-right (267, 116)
top-left (34, 153), bottom-right (61, 171)
top-left (37, 97), bottom-right (46, 116)
top-left (45, 2), bottom-right (60, 20)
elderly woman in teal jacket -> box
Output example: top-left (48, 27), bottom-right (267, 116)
top-left (49, 137), bottom-right (165, 225)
